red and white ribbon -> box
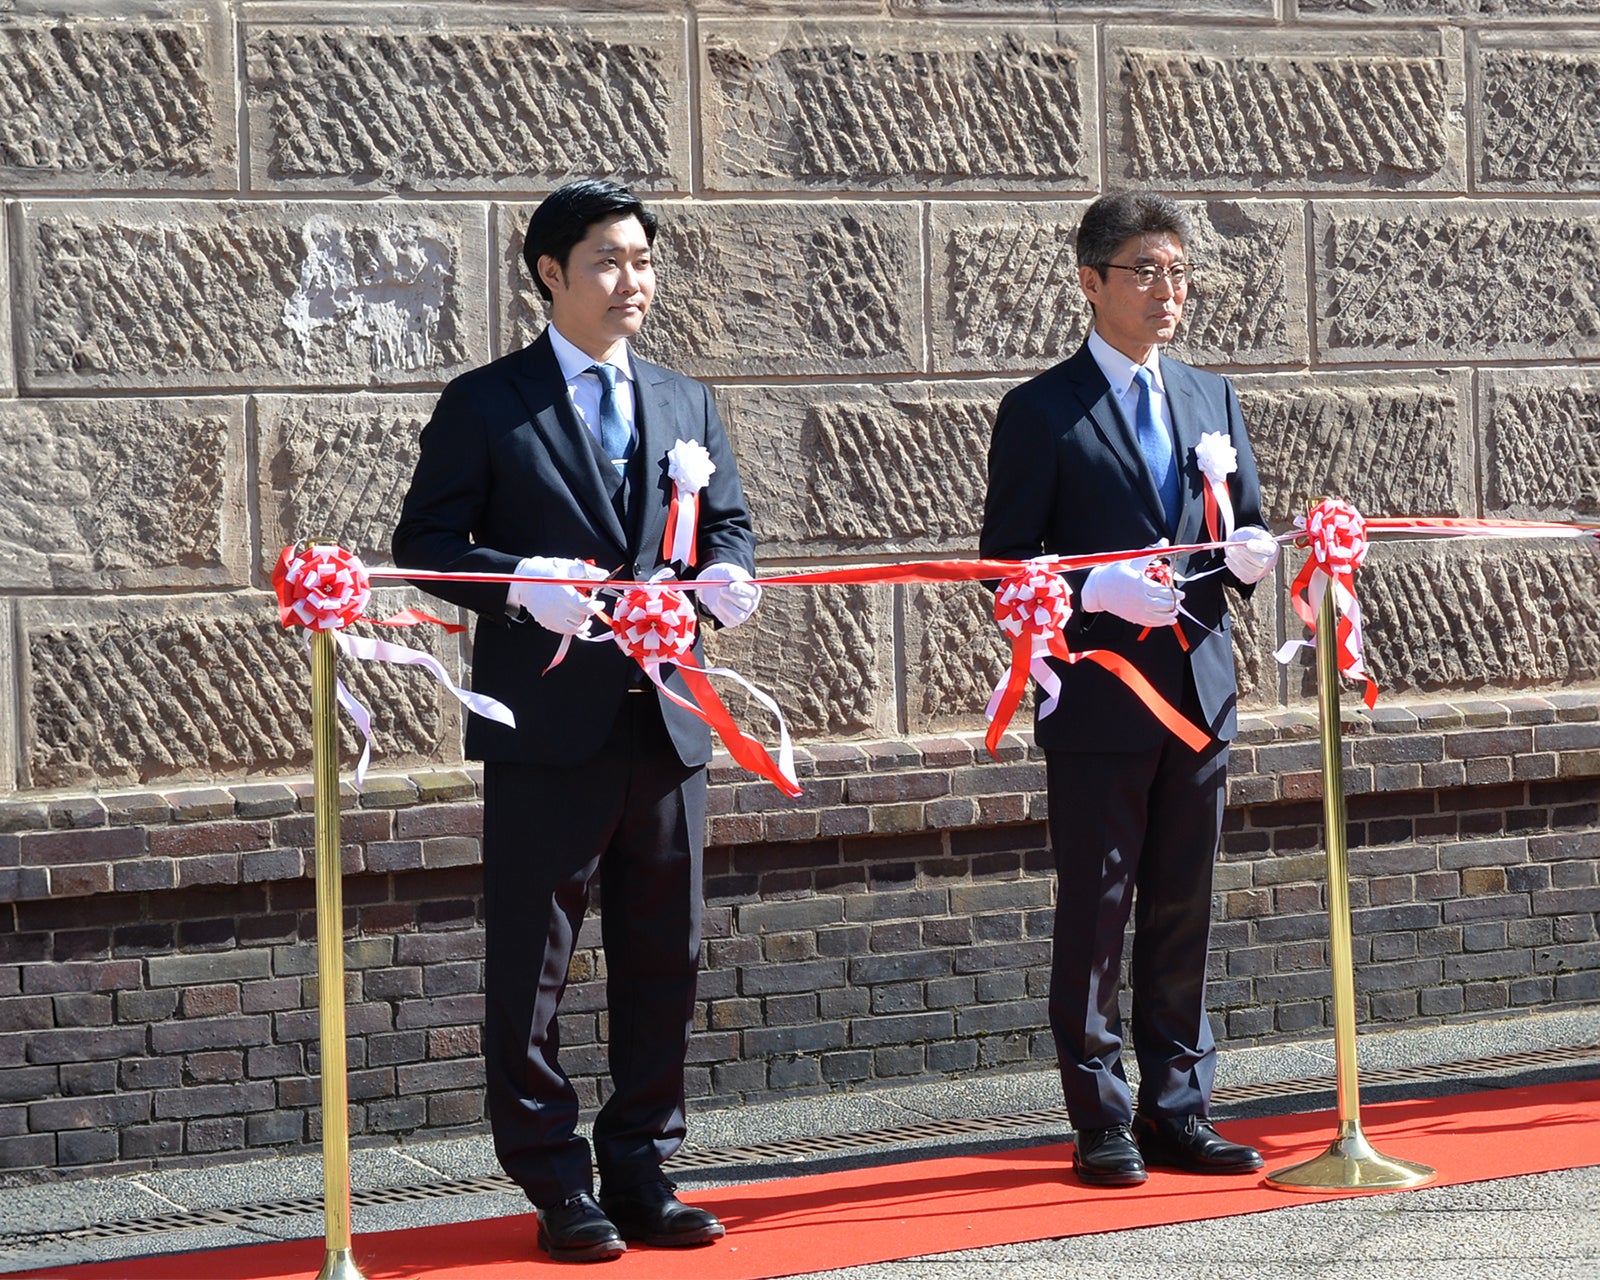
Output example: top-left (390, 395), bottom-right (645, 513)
top-left (273, 544), bottom-right (515, 786)
top-left (608, 583), bottom-right (801, 797)
top-left (1194, 431), bottom-right (1237, 543)
top-left (985, 562), bottom-right (1209, 757)
top-left (1274, 499), bottom-right (1379, 709)
top-left (662, 439), bottom-right (715, 568)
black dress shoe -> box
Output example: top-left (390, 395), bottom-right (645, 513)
top-left (1133, 1112), bottom-right (1265, 1174)
top-left (536, 1192), bottom-right (626, 1264)
top-left (1072, 1123), bottom-right (1148, 1187)
top-left (599, 1178), bottom-right (725, 1247)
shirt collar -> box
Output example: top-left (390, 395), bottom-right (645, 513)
top-left (1087, 327), bottom-right (1162, 400)
top-left (547, 323), bottom-right (634, 385)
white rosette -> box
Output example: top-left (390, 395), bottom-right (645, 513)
top-left (663, 438), bottom-right (717, 567)
top-left (1194, 431), bottom-right (1237, 541)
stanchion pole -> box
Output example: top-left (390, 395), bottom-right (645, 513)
top-left (1267, 524), bottom-right (1434, 1192)
top-left (309, 625), bottom-right (368, 1280)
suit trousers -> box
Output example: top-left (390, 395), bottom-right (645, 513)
top-left (1044, 673), bottom-right (1230, 1131)
top-left (480, 692), bottom-right (706, 1208)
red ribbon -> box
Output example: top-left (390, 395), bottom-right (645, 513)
top-left (987, 564), bottom-right (1208, 757)
top-left (607, 585), bottom-right (800, 797)
top-left (1284, 500), bottom-right (1378, 709)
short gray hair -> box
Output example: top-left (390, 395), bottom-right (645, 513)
top-left (1075, 190), bottom-right (1193, 275)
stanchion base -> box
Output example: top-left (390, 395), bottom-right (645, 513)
top-left (315, 1247), bottom-right (368, 1280)
top-left (1267, 1124), bottom-right (1434, 1191)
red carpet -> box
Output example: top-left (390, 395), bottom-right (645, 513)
top-left (19, 1078), bottom-right (1600, 1280)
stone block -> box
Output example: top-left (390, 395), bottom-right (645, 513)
top-left (1105, 27), bottom-right (1464, 191)
top-left (1480, 368), bottom-right (1600, 522)
top-left (1314, 200), bottom-right (1600, 363)
top-left (499, 199), bottom-right (922, 379)
top-left (900, 1), bottom-right (1270, 13)
top-left (932, 199), bottom-right (1305, 375)
top-left (1285, 538), bottom-right (1600, 706)
top-left (255, 393), bottom-right (436, 572)
top-left (715, 380), bottom-right (1012, 556)
top-left (701, 20), bottom-right (1096, 192)
top-left (16, 200), bottom-right (489, 392)
top-left (1300, 0), bottom-right (1592, 16)
top-left (0, 1), bottom-right (236, 191)
top-left (702, 586), bottom-right (895, 742)
top-left (1234, 370), bottom-right (1474, 529)
top-left (18, 591), bottom-right (463, 791)
top-left (0, 244), bottom-right (10, 394)
top-left (1475, 33), bottom-right (1600, 191)
top-left (244, 9), bottom-right (688, 192)
top-left (0, 397), bottom-right (247, 590)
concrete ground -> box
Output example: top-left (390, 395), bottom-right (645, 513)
top-left (2, 1007), bottom-right (1597, 1278)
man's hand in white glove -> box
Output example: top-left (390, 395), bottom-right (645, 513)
top-left (696, 562), bottom-right (761, 629)
top-left (506, 556), bottom-right (609, 635)
top-left (1224, 526), bottom-right (1280, 585)
top-left (1080, 544), bottom-right (1183, 629)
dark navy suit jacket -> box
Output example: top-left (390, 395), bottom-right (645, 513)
top-left (392, 329), bottom-right (756, 768)
top-left (979, 342), bottom-right (1265, 752)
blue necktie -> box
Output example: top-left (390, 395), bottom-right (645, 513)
top-left (1134, 366), bottom-right (1179, 530)
top-left (589, 363), bottom-right (631, 474)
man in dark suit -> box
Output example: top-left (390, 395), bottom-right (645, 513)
top-left (393, 181), bottom-right (758, 1263)
top-left (979, 191), bottom-right (1280, 1188)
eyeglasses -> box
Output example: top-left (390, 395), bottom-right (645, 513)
top-left (1104, 263), bottom-right (1195, 289)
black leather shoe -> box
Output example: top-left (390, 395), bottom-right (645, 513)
top-left (1072, 1123), bottom-right (1148, 1187)
top-left (536, 1192), bottom-right (626, 1264)
top-left (599, 1179), bottom-right (725, 1247)
top-left (1133, 1112), bottom-right (1265, 1174)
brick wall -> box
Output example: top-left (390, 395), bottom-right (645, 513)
top-left (3, 694), bottom-right (1596, 1177)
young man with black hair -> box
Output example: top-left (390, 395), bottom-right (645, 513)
top-left (980, 190), bottom-right (1279, 1189)
top-left (394, 180), bottom-right (757, 1263)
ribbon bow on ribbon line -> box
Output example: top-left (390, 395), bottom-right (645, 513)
top-left (1273, 499), bottom-right (1379, 709)
top-left (273, 543), bottom-right (515, 786)
top-left (985, 561), bottom-right (1209, 759)
top-left (603, 582), bottom-right (802, 797)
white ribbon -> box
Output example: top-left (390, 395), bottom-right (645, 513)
top-left (324, 631), bottom-right (515, 787)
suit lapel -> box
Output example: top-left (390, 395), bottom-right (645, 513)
top-left (510, 332), bottom-right (628, 554)
top-left (1163, 359), bottom-right (1207, 549)
top-left (1062, 344), bottom-right (1169, 529)
top-left (629, 358), bottom-right (678, 563)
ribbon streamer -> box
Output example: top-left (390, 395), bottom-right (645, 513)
top-left (274, 543), bottom-right (515, 787)
top-left (986, 563), bottom-right (1208, 757)
top-left (608, 584), bottom-right (801, 797)
top-left (662, 439), bottom-right (716, 568)
top-left (1274, 500), bottom-right (1379, 709)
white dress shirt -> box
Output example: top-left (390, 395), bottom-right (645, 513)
top-left (547, 323), bottom-right (637, 450)
top-left (1087, 328), bottom-right (1174, 448)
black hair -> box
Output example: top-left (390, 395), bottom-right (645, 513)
top-left (523, 180), bottom-right (659, 303)
top-left (1075, 190), bottom-right (1193, 276)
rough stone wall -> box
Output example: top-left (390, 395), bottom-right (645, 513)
top-left (2, 2), bottom-right (1597, 791)
top-left (2, 0), bottom-right (1599, 1177)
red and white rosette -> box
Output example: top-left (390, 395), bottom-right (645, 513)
top-left (1274, 499), bottom-right (1379, 708)
top-left (985, 561), bottom-right (1209, 757)
top-left (662, 439), bottom-right (715, 568)
top-left (273, 544), bottom-right (514, 785)
top-left (1194, 431), bottom-right (1238, 543)
top-left (273, 543), bottom-right (371, 631)
top-left (609, 583), bottom-right (801, 797)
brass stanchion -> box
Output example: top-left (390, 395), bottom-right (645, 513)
top-left (309, 625), bottom-right (368, 1280)
top-left (1266, 527), bottom-right (1434, 1192)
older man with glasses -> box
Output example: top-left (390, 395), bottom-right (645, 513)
top-left (980, 190), bottom-right (1280, 1189)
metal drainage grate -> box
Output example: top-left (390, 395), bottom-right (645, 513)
top-left (16, 1041), bottom-right (1598, 1247)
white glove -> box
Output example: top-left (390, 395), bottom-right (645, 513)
top-left (1224, 526), bottom-right (1280, 585)
top-left (696, 562), bottom-right (761, 629)
top-left (1080, 544), bottom-right (1183, 628)
top-left (506, 556), bottom-right (609, 635)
